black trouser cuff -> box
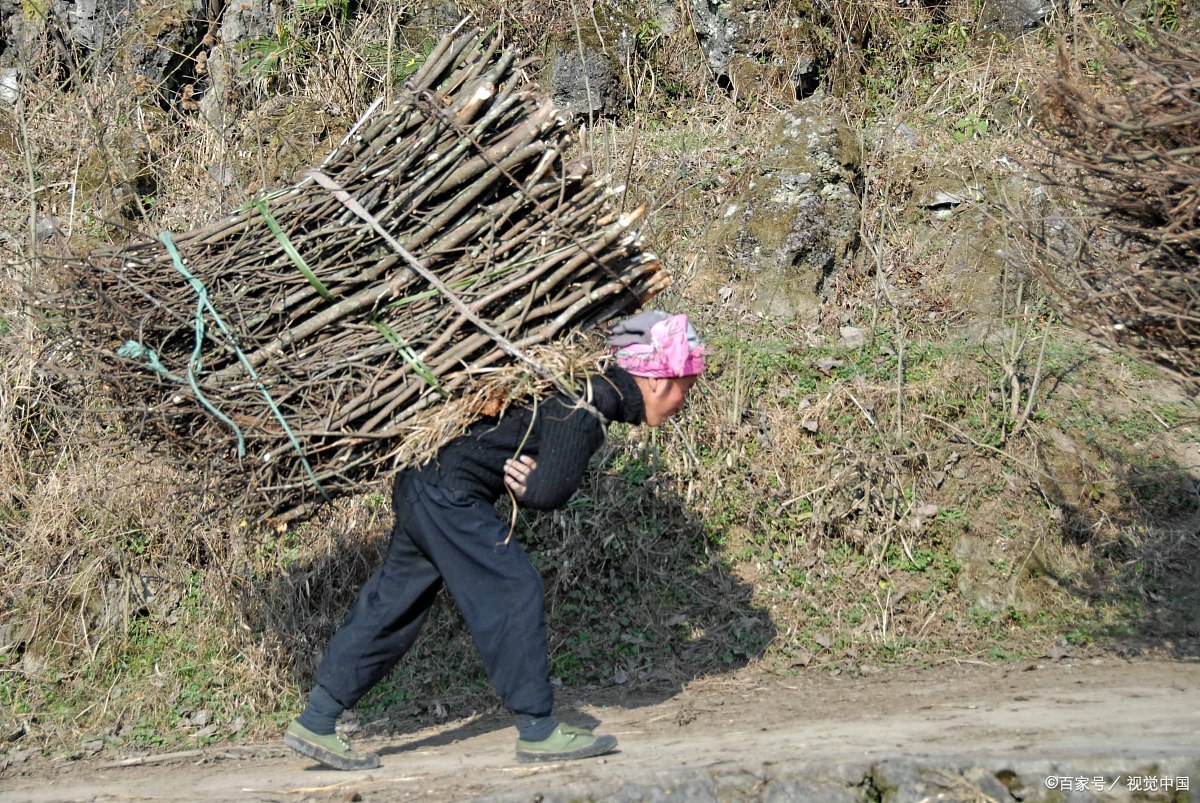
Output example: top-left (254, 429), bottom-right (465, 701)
top-left (297, 684), bottom-right (344, 735)
top-left (514, 712), bottom-right (558, 741)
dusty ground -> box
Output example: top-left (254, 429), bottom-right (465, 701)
top-left (2, 657), bottom-right (1197, 802)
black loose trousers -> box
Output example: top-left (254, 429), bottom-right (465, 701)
top-left (312, 368), bottom-right (646, 722)
top-left (315, 472), bottom-right (554, 718)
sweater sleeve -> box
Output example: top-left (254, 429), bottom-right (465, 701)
top-left (517, 393), bottom-right (606, 510)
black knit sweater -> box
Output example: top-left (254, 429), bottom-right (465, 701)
top-left (411, 366), bottom-right (645, 510)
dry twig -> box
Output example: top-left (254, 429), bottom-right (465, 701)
top-left (1022, 11), bottom-right (1198, 387)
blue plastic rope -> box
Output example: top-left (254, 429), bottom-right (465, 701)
top-left (116, 340), bottom-right (183, 383)
top-left (157, 231), bottom-right (329, 502)
top-left (115, 296), bottom-right (247, 455)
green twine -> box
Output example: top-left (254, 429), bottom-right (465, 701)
top-left (372, 319), bottom-right (446, 395)
top-left (156, 231), bottom-right (329, 502)
top-left (255, 199), bottom-right (333, 301)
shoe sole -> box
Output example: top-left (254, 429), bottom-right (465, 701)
top-left (284, 731), bottom-right (381, 771)
top-left (516, 734), bottom-right (618, 764)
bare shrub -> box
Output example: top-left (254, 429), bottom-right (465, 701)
top-left (1025, 9), bottom-right (1199, 387)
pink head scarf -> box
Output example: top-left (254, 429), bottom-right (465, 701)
top-left (608, 311), bottom-right (706, 378)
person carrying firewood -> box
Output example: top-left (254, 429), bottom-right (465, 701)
top-left (283, 310), bottom-right (706, 770)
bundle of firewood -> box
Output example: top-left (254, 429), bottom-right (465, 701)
top-left (48, 23), bottom-right (667, 522)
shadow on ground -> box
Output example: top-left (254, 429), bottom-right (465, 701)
top-left (1042, 446), bottom-right (1200, 660)
top-left (251, 451), bottom-right (775, 743)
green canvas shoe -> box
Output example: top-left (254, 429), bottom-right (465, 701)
top-left (515, 723), bottom-right (618, 763)
top-left (284, 720), bottom-right (381, 771)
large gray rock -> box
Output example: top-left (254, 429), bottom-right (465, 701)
top-left (982, 0), bottom-right (1056, 35)
top-left (690, 0), bottom-right (824, 99)
top-left (548, 40), bottom-right (623, 121)
top-left (50, 0), bottom-right (137, 55)
top-left (691, 0), bottom-right (740, 78)
top-left (539, 0), bottom-right (826, 115)
top-left (543, 2), bottom-right (641, 122)
top-left (1, 0), bottom-right (52, 67)
top-left (4, 0), bottom-right (211, 98)
top-left (218, 0), bottom-right (278, 47)
top-left (199, 0), bottom-right (280, 129)
top-left (708, 101), bottom-right (860, 322)
top-left (120, 0), bottom-right (209, 97)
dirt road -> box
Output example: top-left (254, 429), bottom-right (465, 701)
top-left (3, 657), bottom-right (1197, 802)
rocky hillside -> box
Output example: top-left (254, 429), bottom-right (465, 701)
top-left (0, 0), bottom-right (1196, 760)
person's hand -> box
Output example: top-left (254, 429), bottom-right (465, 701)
top-left (504, 455), bottom-right (537, 499)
